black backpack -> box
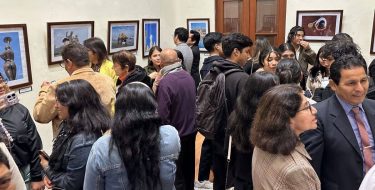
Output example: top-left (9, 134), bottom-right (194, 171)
top-left (196, 65), bottom-right (242, 139)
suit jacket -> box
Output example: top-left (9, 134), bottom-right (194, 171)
top-left (301, 95), bottom-right (375, 190)
top-left (252, 144), bottom-right (320, 190)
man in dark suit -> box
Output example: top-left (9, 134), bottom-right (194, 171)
top-left (301, 54), bottom-right (375, 190)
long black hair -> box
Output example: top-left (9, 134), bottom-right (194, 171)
top-left (111, 82), bottom-right (161, 190)
top-left (309, 45), bottom-right (330, 79)
top-left (55, 79), bottom-right (110, 137)
top-left (228, 72), bottom-right (279, 152)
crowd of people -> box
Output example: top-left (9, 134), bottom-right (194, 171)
top-left (0, 24), bottom-right (375, 190)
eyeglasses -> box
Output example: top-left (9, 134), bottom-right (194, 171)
top-left (59, 60), bottom-right (66, 68)
top-left (297, 101), bottom-right (312, 113)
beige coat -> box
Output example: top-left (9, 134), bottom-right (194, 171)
top-left (252, 143), bottom-right (320, 190)
top-left (33, 67), bottom-right (115, 136)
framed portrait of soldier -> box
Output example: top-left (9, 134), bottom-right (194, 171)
top-left (107, 20), bottom-right (139, 54)
top-left (296, 10), bottom-right (343, 41)
top-left (0, 24), bottom-right (32, 88)
top-left (47, 21), bottom-right (94, 65)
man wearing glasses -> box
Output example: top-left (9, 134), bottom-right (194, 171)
top-left (33, 43), bottom-right (115, 137)
top-left (301, 54), bottom-right (375, 190)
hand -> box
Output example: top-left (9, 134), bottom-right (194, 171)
top-left (30, 181), bottom-right (45, 190)
top-left (152, 72), bottom-right (162, 93)
top-left (43, 176), bottom-right (53, 189)
top-left (39, 154), bottom-right (49, 169)
top-left (149, 71), bottom-right (158, 79)
top-left (300, 40), bottom-right (310, 50)
top-left (41, 81), bottom-right (51, 88)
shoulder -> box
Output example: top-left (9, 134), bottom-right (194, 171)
top-left (101, 59), bottom-right (114, 68)
top-left (70, 132), bottom-right (98, 148)
top-left (2, 103), bottom-right (30, 118)
top-left (91, 135), bottom-right (111, 152)
top-left (364, 98), bottom-right (375, 105)
top-left (9, 103), bottom-right (29, 113)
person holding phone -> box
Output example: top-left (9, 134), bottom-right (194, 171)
top-left (0, 73), bottom-right (44, 190)
top-left (39, 79), bottom-right (110, 190)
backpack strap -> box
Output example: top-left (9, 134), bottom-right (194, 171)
top-left (223, 68), bottom-right (243, 76)
top-left (211, 65), bottom-right (243, 77)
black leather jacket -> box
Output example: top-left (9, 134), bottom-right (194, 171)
top-left (0, 103), bottom-right (43, 181)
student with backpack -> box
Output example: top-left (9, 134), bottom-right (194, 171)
top-left (196, 33), bottom-right (253, 190)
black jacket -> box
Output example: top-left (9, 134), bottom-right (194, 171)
top-left (312, 86), bottom-right (334, 102)
top-left (200, 55), bottom-right (225, 80)
top-left (191, 45), bottom-right (201, 88)
top-left (211, 60), bottom-right (248, 155)
top-left (0, 103), bottom-right (43, 181)
top-left (117, 65), bottom-right (152, 94)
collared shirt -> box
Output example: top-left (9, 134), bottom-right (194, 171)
top-left (336, 95), bottom-right (375, 172)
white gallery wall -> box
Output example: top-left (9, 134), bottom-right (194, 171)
top-left (1, 0), bottom-right (215, 152)
top-left (2, 0), bottom-right (374, 151)
top-left (286, 0), bottom-right (375, 63)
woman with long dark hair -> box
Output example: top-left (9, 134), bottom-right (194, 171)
top-left (39, 79), bottom-right (110, 190)
top-left (257, 46), bottom-right (281, 73)
top-left (84, 82), bottom-right (180, 190)
top-left (243, 37), bottom-right (270, 74)
top-left (144, 46), bottom-right (162, 79)
top-left (83, 37), bottom-right (117, 84)
top-left (251, 84), bottom-right (320, 189)
top-left (228, 72), bottom-right (279, 190)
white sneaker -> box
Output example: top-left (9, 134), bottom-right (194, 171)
top-left (194, 180), bottom-right (213, 189)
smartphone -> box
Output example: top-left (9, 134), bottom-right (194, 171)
top-left (39, 150), bottom-right (50, 161)
top-left (1, 91), bottom-right (19, 108)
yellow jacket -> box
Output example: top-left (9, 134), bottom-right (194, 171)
top-left (33, 67), bottom-right (116, 137)
top-left (99, 59), bottom-right (117, 84)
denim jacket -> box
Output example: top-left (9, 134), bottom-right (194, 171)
top-left (84, 125), bottom-right (181, 190)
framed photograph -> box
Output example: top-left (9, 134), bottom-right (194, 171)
top-left (370, 11), bottom-right (375, 54)
top-left (0, 24), bottom-right (32, 88)
top-left (142, 19), bottom-right (160, 58)
top-left (107, 20), bottom-right (139, 54)
top-left (47, 21), bottom-right (94, 65)
top-left (296, 10), bottom-right (343, 41)
top-left (187, 18), bottom-right (210, 52)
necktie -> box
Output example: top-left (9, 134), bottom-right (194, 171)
top-left (352, 107), bottom-right (374, 172)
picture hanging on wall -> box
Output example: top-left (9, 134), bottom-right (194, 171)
top-left (107, 20), bottom-right (139, 54)
top-left (142, 19), bottom-right (160, 58)
top-left (47, 21), bottom-right (94, 65)
top-left (187, 18), bottom-right (210, 52)
top-left (296, 10), bottom-right (343, 41)
top-left (0, 24), bottom-right (32, 88)
top-left (370, 11), bottom-right (375, 54)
